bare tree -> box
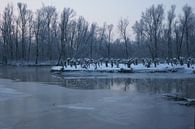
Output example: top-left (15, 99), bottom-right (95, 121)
top-left (174, 21), bottom-right (182, 58)
top-left (40, 5), bottom-right (57, 61)
top-left (74, 16), bottom-right (89, 58)
top-left (132, 19), bottom-right (144, 47)
top-left (98, 23), bottom-right (107, 56)
top-left (50, 12), bottom-right (59, 60)
top-left (58, 8), bottom-right (75, 64)
top-left (17, 2), bottom-right (30, 60)
top-left (68, 20), bottom-right (77, 58)
top-left (106, 24), bottom-right (113, 58)
top-left (1, 4), bottom-right (14, 64)
top-left (118, 18), bottom-right (130, 58)
top-left (180, 4), bottom-right (194, 57)
top-left (27, 10), bottom-right (33, 61)
top-left (34, 10), bottom-right (41, 64)
top-left (89, 23), bottom-right (97, 59)
top-left (132, 19), bottom-right (146, 57)
top-left (141, 4), bottom-right (164, 61)
top-left (0, 3), bottom-right (195, 64)
top-left (167, 5), bottom-right (176, 59)
top-left (14, 18), bottom-right (20, 60)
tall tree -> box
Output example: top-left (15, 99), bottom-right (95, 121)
top-left (1, 4), bottom-right (14, 63)
top-left (89, 23), bottom-right (97, 59)
top-left (106, 24), bottom-right (114, 58)
top-left (69, 20), bottom-right (77, 58)
top-left (167, 5), bottom-right (176, 59)
top-left (40, 5), bottom-right (57, 61)
top-left (34, 10), bottom-right (41, 64)
top-left (118, 18), bottom-right (130, 58)
top-left (27, 10), bottom-right (33, 61)
top-left (132, 19), bottom-right (144, 47)
top-left (58, 8), bottom-right (75, 64)
top-left (141, 4), bottom-right (164, 60)
top-left (180, 4), bottom-right (194, 57)
top-left (75, 16), bottom-right (88, 58)
top-left (98, 23), bottom-right (107, 56)
top-left (174, 21), bottom-right (182, 58)
top-left (17, 2), bottom-right (30, 60)
top-left (14, 18), bottom-right (20, 60)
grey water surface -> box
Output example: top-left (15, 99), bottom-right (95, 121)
top-left (0, 66), bottom-right (194, 129)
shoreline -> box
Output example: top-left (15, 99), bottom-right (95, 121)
top-left (51, 63), bottom-right (195, 74)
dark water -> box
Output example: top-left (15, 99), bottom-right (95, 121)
top-left (0, 66), bottom-right (195, 99)
top-left (0, 66), bottom-right (195, 129)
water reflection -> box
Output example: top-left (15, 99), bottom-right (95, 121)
top-left (0, 66), bottom-right (61, 82)
top-left (0, 66), bottom-right (194, 99)
top-left (58, 77), bottom-right (195, 98)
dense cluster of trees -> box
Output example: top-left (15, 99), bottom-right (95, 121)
top-left (132, 4), bottom-right (195, 60)
top-left (0, 3), bottom-right (195, 64)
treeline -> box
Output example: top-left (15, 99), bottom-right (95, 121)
top-left (0, 3), bottom-right (195, 64)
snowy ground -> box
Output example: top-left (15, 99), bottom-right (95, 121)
top-left (51, 63), bottom-right (195, 74)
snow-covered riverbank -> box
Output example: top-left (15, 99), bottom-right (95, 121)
top-left (51, 63), bottom-right (195, 74)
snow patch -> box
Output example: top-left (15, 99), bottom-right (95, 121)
top-left (51, 63), bottom-right (195, 74)
top-left (0, 88), bottom-right (23, 95)
top-left (51, 66), bottom-right (63, 71)
top-left (0, 87), bottom-right (27, 101)
top-left (57, 105), bottom-right (95, 110)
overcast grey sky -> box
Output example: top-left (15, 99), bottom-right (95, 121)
top-left (1, 0), bottom-right (195, 27)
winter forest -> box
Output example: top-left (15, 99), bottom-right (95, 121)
top-left (0, 3), bottom-right (195, 65)
top-left (1, 1), bottom-right (195, 129)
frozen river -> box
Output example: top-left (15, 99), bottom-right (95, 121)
top-left (0, 66), bottom-right (195, 129)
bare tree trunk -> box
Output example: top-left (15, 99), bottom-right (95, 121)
top-left (15, 21), bottom-right (19, 60)
top-left (28, 31), bottom-right (32, 62)
top-left (186, 27), bottom-right (190, 57)
top-left (125, 40), bottom-right (129, 58)
top-left (90, 40), bottom-right (93, 59)
top-left (21, 27), bottom-right (25, 60)
top-left (2, 38), bottom-right (8, 65)
top-left (154, 29), bottom-right (158, 59)
top-left (178, 25), bottom-right (185, 59)
top-left (35, 33), bottom-right (39, 64)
